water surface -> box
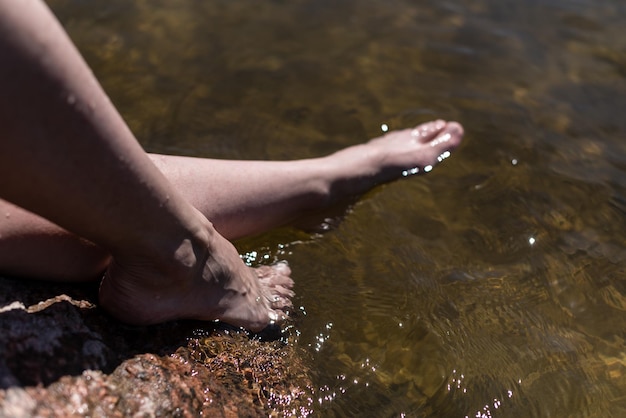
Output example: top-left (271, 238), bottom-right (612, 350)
top-left (50, 0), bottom-right (626, 416)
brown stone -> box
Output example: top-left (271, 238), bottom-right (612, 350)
top-left (0, 276), bottom-right (312, 417)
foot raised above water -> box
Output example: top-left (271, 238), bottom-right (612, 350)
top-left (323, 119), bottom-right (464, 197)
top-left (373, 119), bottom-right (464, 178)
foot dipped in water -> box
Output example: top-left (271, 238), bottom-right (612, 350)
top-left (323, 119), bottom-right (464, 196)
top-left (99, 215), bottom-right (294, 332)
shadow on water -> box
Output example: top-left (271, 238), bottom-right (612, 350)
top-left (37, 0), bottom-right (626, 416)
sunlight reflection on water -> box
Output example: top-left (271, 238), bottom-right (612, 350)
top-left (50, 0), bottom-right (626, 415)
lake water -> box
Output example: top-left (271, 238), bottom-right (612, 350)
top-left (50, 0), bottom-right (626, 416)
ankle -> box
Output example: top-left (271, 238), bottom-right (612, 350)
top-left (319, 147), bottom-right (381, 201)
top-left (111, 210), bottom-right (214, 286)
top-left (156, 216), bottom-right (214, 281)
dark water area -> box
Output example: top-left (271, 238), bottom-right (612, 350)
top-left (49, 0), bottom-right (626, 416)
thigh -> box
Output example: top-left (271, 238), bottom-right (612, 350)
top-left (0, 199), bottom-right (109, 282)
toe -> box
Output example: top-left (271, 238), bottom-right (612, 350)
top-left (269, 294), bottom-right (293, 310)
top-left (412, 119), bottom-right (447, 143)
top-left (272, 284), bottom-right (295, 298)
top-left (272, 261), bottom-right (292, 275)
top-left (256, 262), bottom-right (294, 288)
top-left (275, 274), bottom-right (295, 288)
top-left (445, 121), bottom-right (464, 142)
top-left (255, 261), bottom-right (291, 278)
top-left (268, 309), bottom-right (289, 323)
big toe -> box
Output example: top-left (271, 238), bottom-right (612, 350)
top-left (445, 121), bottom-right (464, 145)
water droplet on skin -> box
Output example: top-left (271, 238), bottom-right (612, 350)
top-left (437, 150), bottom-right (451, 162)
top-left (430, 133), bottom-right (451, 146)
top-left (5, 212), bottom-right (9, 219)
top-left (402, 167), bottom-right (420, 177)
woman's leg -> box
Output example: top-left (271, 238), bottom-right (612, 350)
top-left (0, 0), bottom-right (462, 331)
top-left (149, 119), bottom-right (462, 239)
top-left (0, 0), bottom-right (294, 331)
top-left (0, 120), bottom-right (463, 282)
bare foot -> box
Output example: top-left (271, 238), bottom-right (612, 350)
top-left (320, 120), bottom-right (464, 199)
top-left (97, 120), bottom-right (461, 331)
top-left (99, 216), bottom-right (294, 332)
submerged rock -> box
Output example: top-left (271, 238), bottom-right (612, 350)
top-left (0, 276), bottom-right (312, 417)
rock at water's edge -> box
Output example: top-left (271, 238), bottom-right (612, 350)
top-left (0, 276), bottom-right (312, 417)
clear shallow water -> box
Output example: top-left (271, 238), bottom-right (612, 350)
top-left (50, 0), bottom-right (626, 416)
